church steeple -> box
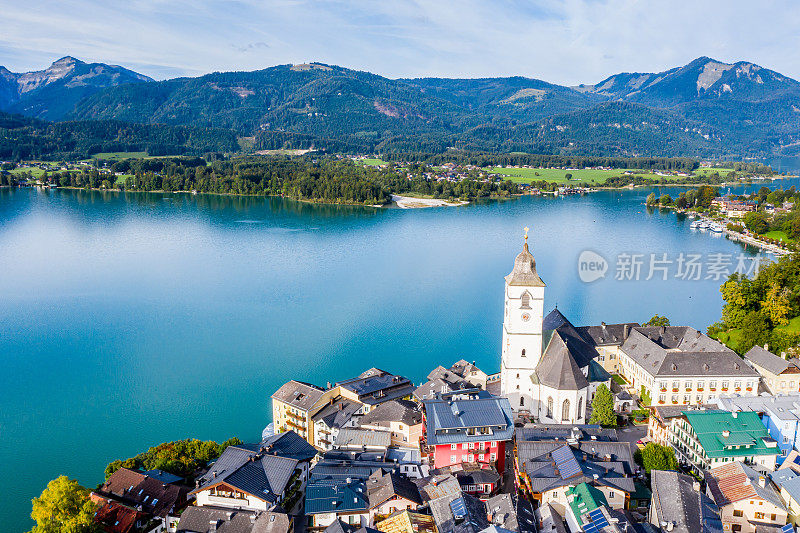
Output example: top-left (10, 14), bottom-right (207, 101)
top-left (505, 227), bottom-right (546, 287)
top-left (501, 227), bottom-right (546, 412)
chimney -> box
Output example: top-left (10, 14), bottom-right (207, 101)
top-left (782, 352), bottom-right (788, 360)
top-left (692, 481), bottom-right (701, 492)
top-left (623, 324), bottom-right (630, 339)
top-left (659, 326), bottom-right (666, 336)
top-left (732, 411), bottom-right (738, 418)
top-left (601, 322), bottom-right (607, 329)
top-left (764, 344), bottom-right (770, 351)
top-left (759, 476), bottom-right (767, 488)
top-left (209, 520), bottom-right (220, 532)
top-left (327, 382), bottom-right (332, 389)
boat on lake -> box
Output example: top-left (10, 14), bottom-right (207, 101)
top-left (709, 222), bottom-right (724, 233)
top-left (690, 221), bottom-right (699, 229)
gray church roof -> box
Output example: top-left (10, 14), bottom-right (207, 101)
top-left (534, 331), bottom-right (589, 390)
top-left (505, 241), bottom-right (545, 287)
top-left (577, 323), bottom-right (640, 347)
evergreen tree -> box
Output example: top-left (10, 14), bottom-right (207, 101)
top-left (589, 384), bottom-right (616, 427)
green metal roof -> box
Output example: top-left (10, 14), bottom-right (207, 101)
top-left (683, 410), bottom-right (779, 459)
top-left (566, 482), bottom-right (608, 521)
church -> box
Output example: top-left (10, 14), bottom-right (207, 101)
top-left (500, 230), bottom-right (612, 423)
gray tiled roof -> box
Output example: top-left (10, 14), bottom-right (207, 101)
top-left (336, 370), bottom-right (415, 405)
top-left (621, 327), bottom-right (758, 378)
top-left (516, 440), bottom-right (636, 494)
top-left (423, 396), bottom-right (514, 446)
top-left (366, 470), bottom-right (422, 509)
top-left (177, 506), bottom-right (291, 533)
top-left (358, 399), bottom-right (422, 427)
top-left (195, 432), bottom-right (315, 502)
top-left (413, 473), bottom-right (462, 502)
top-left (486, 493), bottom-right (536, 533)
top-left (313, 398), bottom-right (362, 429)
top-left (505, 242), bottom-right (545, 287)
top-left (577, 323), bottom-right (640, 347)
top-left (650, 470), bottom-right (723, 533)
top-left (534, 331), bottom-right (589, 390)
top-left (744, 345), bottom-right (796, 376)
top-left (430, 492), bottom-right (489, 533)
top-left (515, 424), bottom-right (618, 442)
top-left (335, 428), bottom-right (391, 449)
top-left (271, 380), bottom-right (325, 411)
top-left (305, 464), bottom-right (373, 515)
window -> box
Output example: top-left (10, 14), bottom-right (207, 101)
top-left (451, 444), bottom-right (457, 450)
top-left (520, 397), bottom-right (524, 407)
top-left (562, 399), bottom-right (571, 421)
top-left (521, 292), bottom-right (531, 308)
top-left (490, 453), bottom-right (496, 461)
top-left (697, 381), bottom-right (704, 389)
top-left (463, 443), bottom-right (469, 450)
top-left (754, 512), bottom-right (765, 520)
top-left (577, 397), bottom-right (583, 419)
top-left (733, 510), bottom-right (743, 517)
top-left (451, 455), bottom-right (457, 463)
top-left (609, 491), bottom-right (615, 498)
top-left (710, 381), bottom-right (717, 389)
top-left (547, 397), bottom-right (553, 418)
top-left (521, 350), bottom-right (526, 357)
top-left (479, 454), bottom-right (485, 461)
top-left (491, 441), bottom-right (497, 447)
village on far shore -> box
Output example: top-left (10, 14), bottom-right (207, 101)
top-left (86, 234), bottom-right (800, 533)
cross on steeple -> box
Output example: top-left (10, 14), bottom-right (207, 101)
top-left (524, 226), bottom-right (529, 242)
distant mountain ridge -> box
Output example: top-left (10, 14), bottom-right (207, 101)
top-left (2, 56), bottom-right (800, 157)
top-left (0, 56), bottom-right (152, 120)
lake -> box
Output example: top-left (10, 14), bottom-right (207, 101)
top-left (2, 171), bottom-right (798, 531)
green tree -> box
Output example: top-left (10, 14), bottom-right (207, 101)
top-left (643, 315), bottom-right (670, 327)
top-left (675, 192), bottom-right (688, 209)
top-left (659, 194), bottom-right (673, 206)
top-left (744, 211), bottom-right (769, 234)
top-left (763, 283), bottom-right (792, 326)
top-left (28, 476), bottom-right (99, 533)
top-left (646, 192), bottom-right (657, 206)
top-left (740, 310), bottom-right (770, 354)
top-left (589, 384), bottom-right (616, 427)
top-left (638, 443), bottom-right (678, 473)
top-left (640, 386), bottom-right (652, 407)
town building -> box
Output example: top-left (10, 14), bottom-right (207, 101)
top-left (336, 369), bottom-right (415, 412)
top-left (711, 394), bottom-right (800, 464)
top-left (770, 468), bottom-right (800, 526)
top-left (366, 470), bottom-right (423, 522)
top-left (647, 404), bottom-right (708, 447)
top-left (575, 322), bottom-right (640, 375)
top-left (92, 467), bottom-right (191, 533)
top-left (429, 492), bottom-right (489, 533)
top-left (744, 346), bottom-right (800, 394)
top-left (376, 510), bottom-right (437, 533)
top-left (672, 410), bottom-right (779, 473)
top-left (414, 366), bottom-right (474, 401)
top-left (335, 428), bottom-right (392, 452)
top-left (358, 399), bottom-right (423, 449)
top-left (176, 506), bottom-right (292, 533)
top-left (515, 440), bottom-right (636, 516)
top-left (449, 360), bottom-right (490, 389)
top-left (305, 464), bottom-right (374, 529)
top-left (485, 493), bottom-right (537, 533)
top-left (617, 326), bottom-right (759, 406)
top-left (192, 431), bottom-right (317, 513)
top-left (705, 461), bottom-right (788, 533)
top-left (563, 483), bottom-right (638, 533)
top-left (272, 380), bottom-right (329, 442)
top-left (432, 463), bottom-right (502, 499)
top-left (422, 391), bottom-right (514, 472)
top-left (649, 469), bottom-right (722, 533)
top-left (313, 397), bottom-right (363, 451)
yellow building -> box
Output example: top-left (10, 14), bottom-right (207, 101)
top-left (376, 510), bottom-right (437, 533)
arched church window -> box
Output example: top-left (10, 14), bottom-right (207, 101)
top-left (546, 397), bottom-right (553, 418)
top-left (577, 397), bottom-right (583, 419)
top-left (562, 399), bottom-right (571, 422)
top-left (520, 397), bottom-right (524, 407)
top-left (521, 349), bottom-right (526, 357)
top-left (520, 292), bottom-right (531, 309)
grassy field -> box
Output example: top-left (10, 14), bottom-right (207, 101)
top-left (765, 230), bottom-right (792, 242)
top-left (776, 316), bottom-right (800, 334)
top-left (486, 166), bottom-right (660, 184)
top-left (9, 167), bottom-right (49, 178)
top-left (91, 151), bottom-right (149, 160)
top-left (693, 167), bottom-right (735, 178)
top-left (356, 157), bottom-right (389, 166)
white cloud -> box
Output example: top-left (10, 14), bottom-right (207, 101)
top-left (0, 0), bottom-right (799, 84)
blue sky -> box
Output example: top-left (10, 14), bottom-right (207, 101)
top-left (2, 0), bottom-right (800, 84)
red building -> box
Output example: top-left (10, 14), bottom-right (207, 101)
top-left (422, 391), bottom-right (514, 473)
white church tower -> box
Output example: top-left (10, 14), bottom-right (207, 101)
top-left (500, 228), bottom-right (545, 412)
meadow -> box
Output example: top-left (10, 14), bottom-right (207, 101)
top-left (485, 166), bottom-right (660, 184)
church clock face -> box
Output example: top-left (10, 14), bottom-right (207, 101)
top-left (521, 312), bottom-right (531, 322)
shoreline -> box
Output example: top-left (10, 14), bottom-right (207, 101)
top-left (389, 194), bottom-right (469, 209)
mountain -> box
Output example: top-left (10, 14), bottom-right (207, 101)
top-left (4, 56), bottom-right (800, 157)
top-left (0, 56), bottom-right (153, 120)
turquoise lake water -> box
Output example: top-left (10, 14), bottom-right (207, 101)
top-left (2, 170), bottom-right (799, 530)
